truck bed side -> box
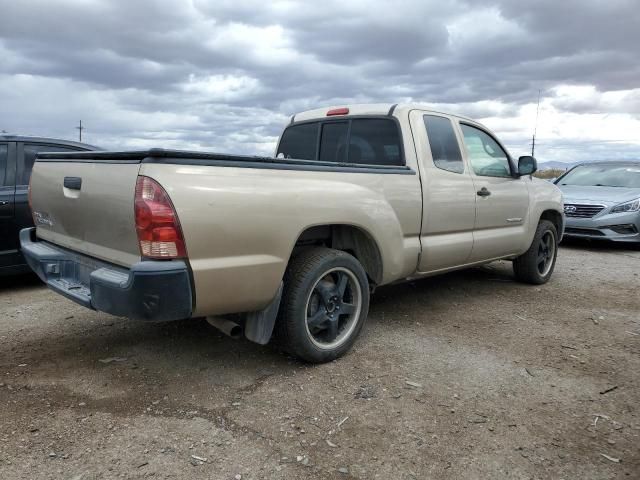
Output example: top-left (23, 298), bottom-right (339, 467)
top-left (140, 161), bottom-right (422, 316)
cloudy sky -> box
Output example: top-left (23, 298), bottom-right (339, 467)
top-left (1, 0), bottom-right (639, 163)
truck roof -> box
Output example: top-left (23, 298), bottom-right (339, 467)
top-left (0, 135), bottom-right (100, 150)
top-left (291, 103), bottom-right (477, 124)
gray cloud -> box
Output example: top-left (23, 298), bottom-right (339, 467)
top-left (1, 0), bottom-right (639, 161)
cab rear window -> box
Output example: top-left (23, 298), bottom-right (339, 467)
top-left (277, 118), bottom-right (404, 166)
top-left (276, 122), bottom-right (318, 161)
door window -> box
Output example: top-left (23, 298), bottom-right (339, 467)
top-left (423, 115), bottom-right (464, 173)
top-left (20, 144), bottom-right (85, 186)
top-left (460, 124), bottom-right (512, 178)
top-left (0, 144), bottom-right (8, 186)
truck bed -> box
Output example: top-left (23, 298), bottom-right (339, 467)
top-left (37, 148), bottom-right (414, 174)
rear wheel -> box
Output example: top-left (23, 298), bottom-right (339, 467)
top-left (276, 247), bottom-right (370, 363)
top-left (513, 219), bottom-right (558, 284)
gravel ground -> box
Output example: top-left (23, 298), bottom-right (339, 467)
top-left (0, 240), bottom-right (639, 480)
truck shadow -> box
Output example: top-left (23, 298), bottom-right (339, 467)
top-left (369, 261), bottom-right (517, 312)
top-left (0, 272), bottom-right (42, 291)
top-left (2, 261), bottom-right (519, 376)
top-left (0, 260), bottom-right (534, 413)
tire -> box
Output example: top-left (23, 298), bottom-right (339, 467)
top-left (513, 219), bottom-right (559, 284)
top-left (275, 247), bottom-right (370, 363)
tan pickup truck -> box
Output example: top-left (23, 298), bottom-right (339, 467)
top-left (21, 103), bottom-right (564, 362)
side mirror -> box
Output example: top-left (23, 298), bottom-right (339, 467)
top-left (517, 155), bottom-right (537, 176)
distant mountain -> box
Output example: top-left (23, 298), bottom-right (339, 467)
top-left (537, 159), bottom-right (640, 170)
top-left (537, 161), bottom-right (574, 170)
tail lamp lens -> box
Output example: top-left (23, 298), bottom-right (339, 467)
top-left (134, 176), bottom-right (187, 259)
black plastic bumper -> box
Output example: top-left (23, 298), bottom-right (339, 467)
top-left (20, 228), bottom-right (192, 321)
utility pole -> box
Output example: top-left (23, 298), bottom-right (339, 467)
top-left (76, 120), bottom-right (84, 142)
top-left (531, 90), bottom-right (541, 157)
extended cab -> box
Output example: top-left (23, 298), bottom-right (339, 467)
top-left (21, 104), bottom-right (563, 362)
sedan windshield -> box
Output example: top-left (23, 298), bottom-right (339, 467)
top-left (558, 164), bottom-right (640, 188)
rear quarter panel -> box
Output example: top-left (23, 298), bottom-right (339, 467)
top-left (139, 163), bottom-right (422, 316)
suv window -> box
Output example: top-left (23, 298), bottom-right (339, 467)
top-left (276, 123), bottom-right (318, 160)
top-left (460, 124), bottom-right (512, 178)
top-left (423, 115), bottom-right (464, 173)
top-left (20, 144), bottom-right (84, 185)
top-left (0, 144), bottom-right (7, 186)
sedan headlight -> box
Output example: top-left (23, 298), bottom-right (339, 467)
top-left (610, 198), bottom-right (640, 214)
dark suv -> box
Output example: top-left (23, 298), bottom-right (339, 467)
top-left (0, 136), bottom-right (99, 275)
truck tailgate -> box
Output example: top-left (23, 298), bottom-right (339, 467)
top-left (30, 159), bottom-right (142, 267)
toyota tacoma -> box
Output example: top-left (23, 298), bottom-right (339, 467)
top-left (21, 104), bottom-right (564, 362)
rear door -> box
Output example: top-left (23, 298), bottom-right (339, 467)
top-left (0, 142), bottom-right (18, 267)
top-left (410, 111), bottom-right (477, 272)
top-left (457, 123), bottom-right (530, 261)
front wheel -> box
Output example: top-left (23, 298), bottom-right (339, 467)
top-left (513, 219), bottom-right (559, 284)
top-left (276, 247), bottom-right (370, 363)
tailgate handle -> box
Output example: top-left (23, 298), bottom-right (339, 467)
top-left (64, 177), bottom-right (82, 190)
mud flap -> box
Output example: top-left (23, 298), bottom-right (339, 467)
top-left (244, 282), bottom-right (283, 345)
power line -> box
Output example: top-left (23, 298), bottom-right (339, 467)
top-left (531, 89), bottom-right (541, 157)
top-left (76, 120), bottom-right (84, 142)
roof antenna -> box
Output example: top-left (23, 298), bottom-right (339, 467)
top-left (531, 90), bottom-right (541, 157)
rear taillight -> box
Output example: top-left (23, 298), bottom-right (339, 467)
top-left (134, 176), bottom-right (187, 259)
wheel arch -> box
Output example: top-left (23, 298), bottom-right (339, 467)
top-left (292, 224), bottom-right (384, 285)
top-left (540, 209), bottom-right (563, 237)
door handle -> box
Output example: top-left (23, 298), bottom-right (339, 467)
top-left (0, 201), bottom-right (8, 206)
top-left (477, 187), bottom-right (491, 197)
top-left (64, 176), bottom-right (82, 190)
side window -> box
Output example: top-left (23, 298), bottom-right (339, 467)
top-left (348, 119), bottom-right (403, 166)
top-left (20, 144), bottom-right (84, 185)
top-left (460, 125), bottom-right (512, 178)
top-left (319, 122), bottom-right (348, 162)
top-left (423, 115), bottom-right (464, 173)
top-left (0, 144), bottom-right (8, 186)
top-left (276, 122), bottom-right (319, 160)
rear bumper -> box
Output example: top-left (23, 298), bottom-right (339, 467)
top-left (20, 228), bottom-right (193, 321)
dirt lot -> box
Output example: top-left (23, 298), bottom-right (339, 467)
top-left (0, 241), bottom-right (638, 480)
